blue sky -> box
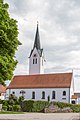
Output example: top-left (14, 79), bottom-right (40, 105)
top-left (4, 0), bottom-right (80, 75)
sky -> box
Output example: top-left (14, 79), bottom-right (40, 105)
top-left (4, 0), bottom-right (80, 76)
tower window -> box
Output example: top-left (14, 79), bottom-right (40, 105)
top-left (33, 59), bottom-right (35, 64)
top-left (63, 91), bottom-right (66, 96)
top-left (32, 91), bottom-right (35, 99)
top-left (42, 91), bottom-right (45, 99)
top-left (52, 91), bottom-right (55, 99)
top-left (33, 58), bottom-right (37, 64)
top-left (36, 58), bottom-right (37, 64)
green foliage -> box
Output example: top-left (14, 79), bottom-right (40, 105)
top-left (18, 96), bottom-right (24, 104)
top-left (2, 100), bottom-right (9, 106)
top-left (8, 105), bottom-right (13, 111)
top-left (2, 105), bottom-right (7, 111)
top-left (53, 101), bottom-right (80, 112)
top-left (70, 104), bottom-right (80, 112)
top-left (32, 101), bottom-right (49, 112)
top-left (13, 105), bottom-right (21, 112)
top-left (9, 94), bottom-right (18, 105)
top-left (22, 100), bottom-right (49, 112)
top-left (0, 0), bottom-right (21, 85)
top-left (47, 96), bottom-right (50, 102)
top-left (53, 102), bottom-right (71, 109)
top-left (22, 100), bottom-right (34, 112)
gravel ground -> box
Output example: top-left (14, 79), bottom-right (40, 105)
top-left (0, 113), bottom-right (79, 120)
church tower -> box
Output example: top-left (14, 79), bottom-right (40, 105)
top-left (29, 23), bottom-right (44, 75)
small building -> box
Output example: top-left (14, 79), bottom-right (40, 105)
top-left (0, 85), bottom-right (6, 100)
top-left (7, 23), bottom-right (74, 103)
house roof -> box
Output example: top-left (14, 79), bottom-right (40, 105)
top-left (7, 73), bottom-right (72, 89)
top-left (71, 95), bottom-right (78, 99)
top-left (0, 85), bottom-right (6, 93)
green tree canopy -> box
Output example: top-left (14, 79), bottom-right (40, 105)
top-left (0, 0), bottom-right (21, 85)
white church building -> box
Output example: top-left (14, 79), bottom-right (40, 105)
top-left (7, 24), bottom-right (74, 103)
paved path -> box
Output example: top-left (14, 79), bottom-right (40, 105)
top-left (0, 113), bottom-right (79, 120)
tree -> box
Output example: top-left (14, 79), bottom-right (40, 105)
top-left (0, 0), bottom-right (21, 85)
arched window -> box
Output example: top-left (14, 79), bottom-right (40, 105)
top-left (36, 58), bottom-right (37, 64)
top-left (33, 58), bottom-right (37, 64)
top-left (42, 91), bottom-right (45, 99)
top-left (33, 59), bottom-right (34, 64)
top-left (52, 91), bottom-right (55, 99)
top-left (32, 91), bottom-right (35, 99)
top-left (63, 91), bottom-right (66, 96)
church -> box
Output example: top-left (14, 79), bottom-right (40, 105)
top-left (7, 24), bottom-right (74, 103)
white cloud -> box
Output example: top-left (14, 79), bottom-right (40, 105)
top-left (4, 0), bottom-right (80, 76)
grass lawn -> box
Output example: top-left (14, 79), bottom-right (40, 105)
top-left (0, 111), bottom-right (24, 114)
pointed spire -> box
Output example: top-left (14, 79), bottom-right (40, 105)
top-left (33, 22), bottom-right (41, 50)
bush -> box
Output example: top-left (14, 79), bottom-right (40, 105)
top-left (8, 105), bottom-right (13, 111)
top-left (47, 96), bottom-right (50, 102)
top-left (22, 100), bottom-right (34, 112)
top-left (22, 100), bottom-right (49, 112)
top-left (19, 96), bottom-right (24, 103)
top-left (9, 94), bottom-right (18, 105)
top-left (2, 100), bottom-right (9, 106)
top-left (2, 105), bottom-right (7, 111)
top-left (53, 101), bottom-right (80, 112)
top-left (71, 104), bottom-right (80, 112)
top-left (53, 102), bottom-right (71, 109)
top-left (32, 101), bottom-right (49, 112)
top-left (13, 105), bottom-right (21, 112)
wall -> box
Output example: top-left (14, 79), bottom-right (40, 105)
top-left (8, 88), bottom-right (70, 103)
top-left (0, 93), bottom-right (6, 100)
top-left (29, 48), bottom-right (40, 75)
top-left (29, 47), bottom-right (44, 75)
top-left (70, 76), bottom-right (75, 103)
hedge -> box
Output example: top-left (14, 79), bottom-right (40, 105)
top-left (22, 100), bottom-right (49, 112)
top-left (2, 105), bottom-right (7, 111)
top-left (53, 102), bottom-right (80, 112)
top-left (13, 105), bottom-right (21, 112)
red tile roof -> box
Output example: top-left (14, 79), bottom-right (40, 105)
top-left (71, 95), bottom-right (78, 99)
top-left (7, 73), bottom-right (72, 89)
top-left (0, 85), bottom-right (6, 93)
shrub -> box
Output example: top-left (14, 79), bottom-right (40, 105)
top-left (8, 105), bottom-right (13, 111)
top-left (22, 100), bottom-right (34, 112)
top-left (9, 99), bottom-right (15, 105)
top-left (53, 102), bottom-right (71, 109)
top-left (0, 99), bottom-right (2, 104)
top-left (9, 94), bottom-right (18, 105)
top-left (71, 104), bottom-right (80, 112)
top-left (2, 100), bottom-right (9, 106)
top-left (53, 101), bottom-right (80, 112)
top-left (19, 96), bottom-right (24, 102)
top-left (2, 105), bottom-right (7, 111)
top-left (47, 96), bottom-right (50, 102)
top-left (22, 100), bottom-right (49, 112)
top-left (32, 101), bottom-right (49, 112)
top-left (13, 105), bottom-right (21, 112)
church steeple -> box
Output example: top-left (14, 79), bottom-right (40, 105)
top-left (33, 22), bottom-right (41, 50)
top-left (29, 23), bottom-right (44, 75)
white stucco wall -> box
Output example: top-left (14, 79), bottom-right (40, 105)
top-left (29, 48), bottom-right (44, 75)
top-left (70, 76), bottom-right (74, 103)
top-left (0, 93), bottom-right (6, 100)
top-left (8, 88), bottom-right (70, 103)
